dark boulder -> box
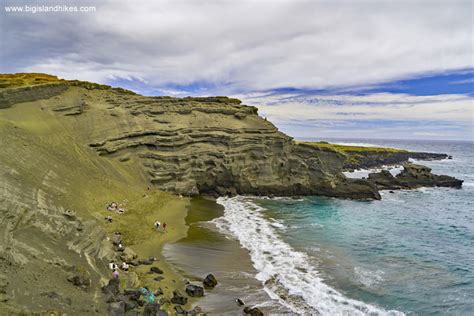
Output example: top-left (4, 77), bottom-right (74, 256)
top-left (123, 288), bottom-right (141, 301)
top-left (397, 163), bottom-right (463, 189)
top-left (143, 303), bottom-right (164, 316)
top-left (236, 298), bottom-right (245, 306)
top-left (67, 274), bottom-right (91, 288)
top-left (138, 257), bottom-right (156, 265)
top-left (202, 274), bottom-right (218, 288)
top-left (244, 306), bottom-right (264, 316)
top-left (170, 289), bottom-right (188, 305)
top-left (102, 278), bottom-right (120, 295)
top-left (150, 266), bottom-right (164, 274)
top-left (185, 284), bottom-right (204, 297)
top-left (367, 170), bottom-right (402, 190)
top-left (367, 163), bottom-right (463, 191)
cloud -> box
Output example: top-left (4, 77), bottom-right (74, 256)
top-left (239, 92), bottom-right (474, 122)
top-left (1, 0), bottom-right (472, 92)
top-left (236, 91), bottom-right (474, 140)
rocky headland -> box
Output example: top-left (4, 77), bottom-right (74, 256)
top-left (0, 73), bottom-right (463, 314)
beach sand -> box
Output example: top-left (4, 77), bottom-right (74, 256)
top-left (163, 197), bottom-right (291, 315)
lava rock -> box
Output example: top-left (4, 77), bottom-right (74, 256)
top-left (202, 274), bottom-right (218, 288)
top-left (102, 278), bottom-right (120, 295)
top-left (236, 298), bottom-right (245, 306)
top-left (124, 288), bottom-right (141, 301)
top-left (185, 284), bottom-right (204, 297)
top-left (138, 257), bottom-right (156, 265)
top-left (244, 306), bottom-right (264, 316)
top-left (170, 289), bottom-right (188, 305)
top-left (67, 274), bottom-right (91, 288)
top-left (150, 266), bottom-right (164, 274)
top-left (143, 303), bottom-right (161, 316)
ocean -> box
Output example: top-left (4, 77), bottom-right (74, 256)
top-left (164, 139), bottom-right (474, 315)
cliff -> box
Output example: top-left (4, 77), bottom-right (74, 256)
top-left (298, 141), bottom-right (449, 171)
top-left (0, 73), bottom-right (382, 200)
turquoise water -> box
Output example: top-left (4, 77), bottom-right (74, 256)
top-left (252, 139), bottom-right (474, 315)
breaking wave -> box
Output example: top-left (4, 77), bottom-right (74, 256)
top-left (214, 196), bottom-right (404, 315)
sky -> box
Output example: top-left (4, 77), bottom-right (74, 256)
top-left (1, 0), bottom-right (473, 141)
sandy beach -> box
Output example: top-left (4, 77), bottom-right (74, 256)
top-left (163, 197), bottom-right (291, 315)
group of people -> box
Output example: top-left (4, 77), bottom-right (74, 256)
top-left (107, 200), bottom-right (127, 214)
top-left (153, 220), bottom-right (167, 232)
top-left (109, 261), bottom-right (130, 278)
top-left (104, 200), bottom-right (128, 224)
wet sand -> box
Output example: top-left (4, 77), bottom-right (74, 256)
top-left (163, 197), bottom-right (291, 315)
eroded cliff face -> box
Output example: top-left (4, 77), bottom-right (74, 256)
top-left (0, 74), bottom-right (379, 200)
top-left (87, 96), bottom-right (379, 199)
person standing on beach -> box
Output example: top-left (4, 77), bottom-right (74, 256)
top-left (162, 222), bottom-right (167, 232)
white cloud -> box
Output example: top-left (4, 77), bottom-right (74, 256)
top-left (234, 91), bottom-right (474, 140)
top-left (2, 0), bottom-right (472, 91)
top-left (238, 92), bottom-right (474, 122)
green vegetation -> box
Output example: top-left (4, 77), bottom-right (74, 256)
top-left (297, 141), bottom-right (408, 169)
top-left (0, 73), bottom-right (62, 88)
top-left (0, 73), bottom-right (136, 95)
top-left (298, 141), bottom-right (406, 154)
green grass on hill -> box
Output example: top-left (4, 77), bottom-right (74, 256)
top-left (297, 141), bottom-right (406, 154)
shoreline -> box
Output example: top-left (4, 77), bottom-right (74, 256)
top-left (163, 197), bottom-right (287, 315)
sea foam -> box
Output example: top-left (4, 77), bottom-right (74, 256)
top-left (214, 196), bottom-right (405, 316)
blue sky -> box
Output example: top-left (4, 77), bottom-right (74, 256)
top-left (1, 0), bottom-right (473, 140)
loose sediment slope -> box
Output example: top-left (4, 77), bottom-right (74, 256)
top-left (0, 74), bottom-right (189, 314)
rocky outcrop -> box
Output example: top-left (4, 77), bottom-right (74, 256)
top-left (368, 163), bottom-right (463, 190)
top-left (84, 94), bottom-right (380, 199)
top-left (202, 274), bottom-right (218, 288)
top-left (343, 150), bottom-right (448, 171)
top-left (0, 73), bottom-right (135, 109)
top-left (186, 284), bottom-right (204, 297)
top-left (0, 83), bottom-right (69, 109)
